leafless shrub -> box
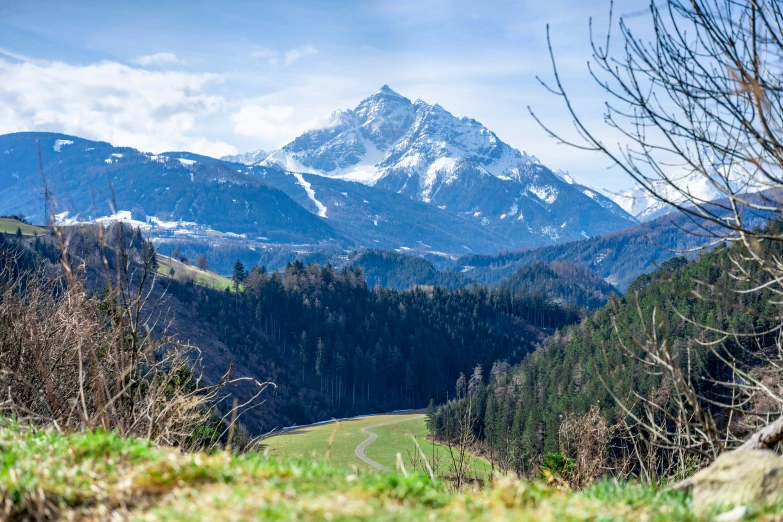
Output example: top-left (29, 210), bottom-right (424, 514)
top-left (444, 371), bottom-right (480, 490)
top-left (558, 405), bottom-right (613, 487)
top-left (0, 222), bottom-right (270, 448)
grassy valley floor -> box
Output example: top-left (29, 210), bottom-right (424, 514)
top-left (7, 422), bottom-right (783, 521)
top-left (260, 411), bottom-right (492, 479)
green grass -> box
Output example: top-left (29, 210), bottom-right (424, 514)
top-left (0, 218), bottom-right (46, 236)
top-left (261, 413), bottom-right (422, 472)
top-left (5, 420), bottom-right (776, 521)
top-left (157, 256), bottom-right (238, 291)
top-left (262, 412), bottom-right (491, 479)
top-left (364, 415), bottom-right (493, 479)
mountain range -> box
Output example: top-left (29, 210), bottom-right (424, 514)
top-left (0, 86), bottom-right (648, 256)
top-left (260, 86), bottom-right (637, 244)
top-left (602, 162), bottom-right (744, 221)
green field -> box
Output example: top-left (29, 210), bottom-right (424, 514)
top-left (364, 414), bottom-right (493, 479)
top-left (157, 255), bottom-right (237, 291)
top-left (261, 412), bottom-right (492, 479)
top-left (0, 218), bottom-right (46, 236)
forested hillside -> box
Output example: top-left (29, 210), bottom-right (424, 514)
top-left (169, 259), bottom-right (582, 431)
top-left (344, 250), bottom-right (475, 290)
top-left (455, 202), bottom-right (772, 291)
top-left (498, 261), bottom-right (618, 309)
top-left (3, 225), bottom-right (586, 433)
top-left (430, 226), bottom-right (783, 476)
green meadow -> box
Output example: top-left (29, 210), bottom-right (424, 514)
top-left (261, 411), bottom-right (492, 479)
top-left (0, 218), bottom-right (46, 236)
top-left (157, 255), bottom-right (238, 291)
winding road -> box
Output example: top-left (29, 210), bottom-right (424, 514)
top-left (354, 415), bottom-right (425, 472)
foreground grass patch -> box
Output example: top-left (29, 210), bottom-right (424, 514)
top-left (2, 422), bottom-right (782, 521)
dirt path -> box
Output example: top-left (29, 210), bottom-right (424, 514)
top-left (354, 415), bottom-right (425, 472)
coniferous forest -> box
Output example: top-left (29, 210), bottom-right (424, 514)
top-left (170, 259), bottom-right (582, 430)
top-left (430, 222), bottom-right (783, 479)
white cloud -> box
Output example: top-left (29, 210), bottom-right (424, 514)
top-left (187, 138), bottom-right (238, 158)
top-left (133, 52), bottom-right (181, 66)
top-left (284, 44), bottom-right (318, 65)
top-left (232, 104), bottom-right (298, 141)
top-left (0, 57), bottom-right (235, 156)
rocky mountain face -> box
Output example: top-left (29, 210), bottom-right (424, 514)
top-left (261, 85), bottom-right (638, 243)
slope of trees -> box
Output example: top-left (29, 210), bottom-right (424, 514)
top-left (346, 249), bottom-right (475, 290)
top-left (498, 261), bottom-right (618, 310)
top-left (164, 259), bottom-right (582, 430)
top-left (456, 203), bottom-right (772, 292)
top-left (430, 228), bottom-right (783, 477)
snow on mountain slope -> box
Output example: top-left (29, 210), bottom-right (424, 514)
top-left (293, 172), bottom-right (328, 218)
top-left (605, 170), bottom-right (734, 221)
top-left (221, 150), bottom-right (269, 165)
top-left (260, 85), bottom-right (637, 243)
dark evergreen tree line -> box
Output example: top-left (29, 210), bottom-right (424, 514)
top-left (165, 259), bottom-right (581, 427)
top-left (430, 226), bottom-right (783, 476)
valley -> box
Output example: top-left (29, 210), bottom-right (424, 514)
top-left (261, 411), bottom-right (492, 478)
top-left (4, 1), bottom-right (783, 518)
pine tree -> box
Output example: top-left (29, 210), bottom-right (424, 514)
top-left (484, 394), bottom-right (497, 468)
top-left (232, 259), bottom-right (246, 291)
top-left (298, 331), bottom-right (309, 382)
top-left (519, 410), bottom-right (539, 472)
top-left (315, 338), bottom-right (325, 377)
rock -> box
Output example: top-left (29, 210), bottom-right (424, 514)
top-left (692, 450), bottom-right (783, 512)
top-left (714, 506), bottom-right (748, 522)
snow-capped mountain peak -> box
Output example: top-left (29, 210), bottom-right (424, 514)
top-left (258, 86), bottom-right (637, 243)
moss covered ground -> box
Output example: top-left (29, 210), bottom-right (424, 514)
top-left (4, 422), bottom-right (783, 521)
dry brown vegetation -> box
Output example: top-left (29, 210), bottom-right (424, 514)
top-left (0, 223), bottom-right (268, 449)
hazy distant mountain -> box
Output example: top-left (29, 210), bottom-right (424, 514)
top-left (261, 85), bottom-right (637, 245)
top-left (453, 193), bottom-right (774, 291)
top-left (221, 150), bottom-right (269, 165)
top-left (604, 172), bottom-right (721, 221)
top-left (603, 157), bottom-right (757, 221)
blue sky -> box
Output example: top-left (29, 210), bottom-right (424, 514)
top-left (0, 0), bottom-right (650, 191)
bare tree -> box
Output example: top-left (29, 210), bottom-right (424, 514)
top-left (444, 371), bottom-right (480, 490)
top-left (558, 405), bottom-right (614, 487)
top-left (535, 0), bottom-right (783, 479)
top-left (0, 223), bottom-right (271, 448)
top-left (196, 254), bottom-right (209, 271)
